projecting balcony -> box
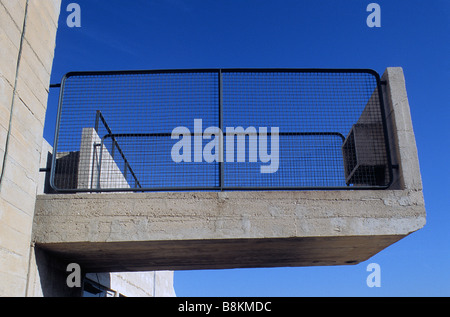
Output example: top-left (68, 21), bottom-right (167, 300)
top-left (33, 67), bottom-right (425, 272)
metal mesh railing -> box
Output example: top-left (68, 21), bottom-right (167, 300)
top-left (50, 69), bottom-right (392, 192)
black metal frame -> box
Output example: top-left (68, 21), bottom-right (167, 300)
top-left (49, 68), bottom-right (393, 192)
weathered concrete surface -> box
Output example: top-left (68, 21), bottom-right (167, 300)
top-left (382, 67), bottom-right (423, 191)
top-left (85, 271), bottom-right (175, 297)
top-left (33, 189), bottom-right (425, 271)
top-left (0, 0), bottom-right (60, 296)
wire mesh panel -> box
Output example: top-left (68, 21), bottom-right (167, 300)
top-left (53, 70), bottom-right (219, 191)
top-left (221, 70), bottom-right (390, 188)
top-left (51, 69), bottom-right (392, 192)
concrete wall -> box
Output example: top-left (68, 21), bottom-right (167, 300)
top-left (78, 128), bottom-right (131, 190)
top-left (0, 0), bottom-right (60, 296)
top-left (85, 271), bottom-right (175, 297)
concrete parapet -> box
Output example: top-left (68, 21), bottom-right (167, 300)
top-left (382, 67), bottom-right (423, 191)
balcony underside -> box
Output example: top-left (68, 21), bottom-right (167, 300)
top-left (36, 235), bottom-right (404, 272)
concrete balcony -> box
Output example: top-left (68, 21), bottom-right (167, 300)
top-left (32, 67), bottom-right (425, 272)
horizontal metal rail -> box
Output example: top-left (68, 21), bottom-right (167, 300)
top-left (101, 131), bottom-right (345, 140)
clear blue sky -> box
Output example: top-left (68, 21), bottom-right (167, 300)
top-left (45, 0), bottom-right (449, 296)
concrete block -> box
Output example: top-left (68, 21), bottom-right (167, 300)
top-left (21, 39), bottom-right (53, 87)
top-left (0, 0), bottom-right (26, 30)
top-left (0, 198), bottom-right (34, 237)
top-left (0, 270), bottom-right (26, 297)
top-left (0, 177), bottom-right (37, 217)
top-left (0, 219), bottom-right (32, 258)
top-left (155, 271), bottom-right (175, 297)
top-left (13, 81), bottom-right (47, 127)
top-left (6, 123), bottom-right (42, 176)
top-left (0, 226), bottom-right (32, 293)
top-left (10, 96), bottom-right (46, 147)
top-left (2, 155), bottom-right (40, 200)
top-left (107, 272), bottom-right (156, 297)
top-left (0, 27), bottom-right (20, 86)
top-left (27, 0), bottom-right (58, 35)
top-left (0, 126), bottom-right (6, 154)
top-left (16, 57), bottom-right (50, 113)
top-left (0, 0), bottom-right (24, 48)
top-left (23, 1), bottom-right (59, 77)
top-left (0, 75), bottom-right (13, 131)
top-left (29, 0), bottom-right (60, 28)
top-left (23, 27), bottom-right (57, 78)
top-left (83, 271), bottom-right (171, 297)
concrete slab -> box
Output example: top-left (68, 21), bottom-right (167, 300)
top-left (33, 189), bottom-right (425, 272)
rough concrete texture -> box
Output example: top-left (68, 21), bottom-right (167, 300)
top-left (34, 189), bottom-right (425, 271)
top-left (0, 0), bottom-right (60, 296)
top-left (382, 68), bottom-right (423, 191)
top-left (85, 271), bottom-right (175, 297)
top-left (32, 67), bottom-right (426, 273)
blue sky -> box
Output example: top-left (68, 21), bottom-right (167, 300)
top-left (45, 0), bottom-right (449, 296)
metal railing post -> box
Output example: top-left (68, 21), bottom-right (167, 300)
top-left (218, 69), bottom-right (224, 191)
